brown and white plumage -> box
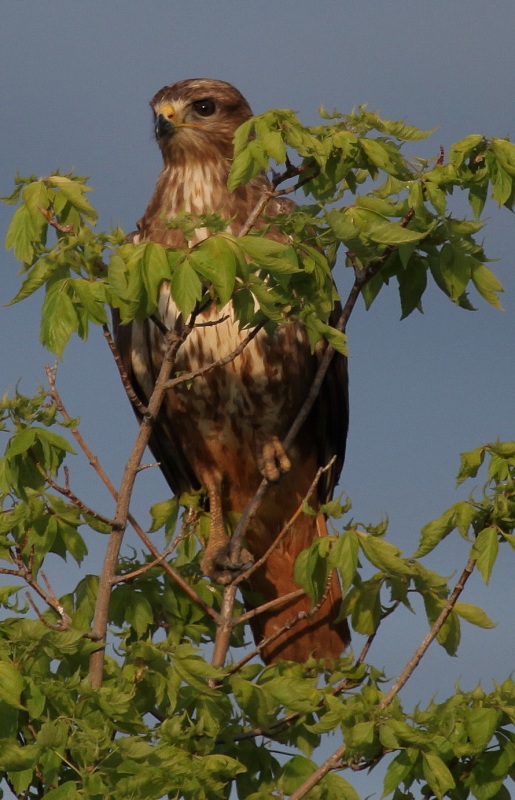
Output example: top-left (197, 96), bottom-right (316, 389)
top-left (114, 78), bottom-right (350, 663)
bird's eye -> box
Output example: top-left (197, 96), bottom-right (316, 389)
top-left (192, 98), bottom-right (216, 117)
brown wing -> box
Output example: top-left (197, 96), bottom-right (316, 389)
top-left (113, 306), bottom-right (200, 496)
top-left (315, 307), bottom-right (349, 504)
top-left (264, 192), bottom-right (349, 502)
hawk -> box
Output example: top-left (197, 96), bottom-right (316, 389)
top-left (114, 78), bottom-right (350, 663)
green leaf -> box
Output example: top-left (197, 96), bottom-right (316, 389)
top-left (125, 593), bottom-right (154, 636)
top-left (383, 748), bottom-right (419, 796)
top-left (48, 175), bottom-right (97, 223)
top-left (456, 446), bottom-right (486, 484)
top-left (358, 533), bottom-right (412, 576)
top-left (142, 242), bottom-right (171, 302)
top-left (438, 244), bottom-right (472, 303)
top-left (191, 236), bottom-right (238, 305)
top-left (228, 147), bottom-right (262, 191)
top-left (376, 118), bottom-right (435, 142)
top-left (0, 740), bottom-right (40, 771)
top-left (261, 129), bottom-right (287, 163)
top-left (265, 676), bottom-right (320, 713)
top-left (41, 783), bottom-right (79, 800)
top-left (415, 507), bottom-right (457, 557)
top-left (471, 526), bottom-right (499, 584)
top-left (398, 256), bottom-right (427, 318)
top-left (471, 262), bottom-right (504, 310)
top-left (40, 281), bottom-right (78, 355)
top-left (238, 236), bottom-right (300, 272)
top-left (170, 256), bottom-right (203, 318)
top-left (465, 707), bottom-right (500, 750)
top-left (278, 755), bottom-right (316, 794)
top-left (367, 219), bottom-right (427, 246)
top-left (454, 602), bottom-right (495, 628)
top-left (294, 542), bottom-right (329, 604)
top-left (343, 579), bottom-right (382, 635)
top-left (0, 662), bottom-right (24, 708)
top-left (449, 134), bottom-right (485, 169)
top-left (360, 137), bottom-right (403, 176)
top-left (422, 751), bottom-right (455, 798)
top-left (320, 773), bottom-right (361, 800)
top-left (71, 278), bottom-right (108, 324)
top-left (6, 426), bottom-right (37, 457)
top-left (232, 118), bottom-right (254, 157)
top-left (8, 259), bottom-right (58, 305)
top-left (149, 497), bottom-right (179, 533)
top-left (5, 204), bottom-right (38, 263)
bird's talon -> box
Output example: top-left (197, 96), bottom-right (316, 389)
top-left (256, 434), bottom-right (291, 482)
top-left (202, 545), bottom-right (254, 584)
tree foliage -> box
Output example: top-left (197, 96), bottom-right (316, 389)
top-left (1, 106), bottom-right (514, 799)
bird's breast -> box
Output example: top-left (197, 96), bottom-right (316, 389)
top-left (130, 283), bottom-right (314, 440)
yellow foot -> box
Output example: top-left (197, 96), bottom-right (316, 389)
top-left (201, 543), bottom-right (254, 586)
top-left (256, 434), bottom-right (291, 482)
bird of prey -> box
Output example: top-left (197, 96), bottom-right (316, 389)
top-left (114, 78), bottom-right (350, 663)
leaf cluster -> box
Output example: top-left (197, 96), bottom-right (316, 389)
top-left (292, 440), bottom-right (514, 660)
top-left (0, 376), bottom-right (513, 798)
top-left (230, 107), bottom-right (512, 318)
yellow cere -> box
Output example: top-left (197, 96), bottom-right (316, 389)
top-left (158, 103), bottom-right (175, 120)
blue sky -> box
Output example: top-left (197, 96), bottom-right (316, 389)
top-left (1, 2), bottom-right (514, 797)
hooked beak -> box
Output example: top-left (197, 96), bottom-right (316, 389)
top-left (155, 113), bottom-right (175, 139)
top-left (155, 102), bottom-right (176, 140)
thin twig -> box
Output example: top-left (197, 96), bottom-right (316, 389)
top-left (164, 321), bottom-right (265, 390)
top-left (238, 190), bottom-right (274, 238)
top-left (41, 470), bottom-right (117, 529)
top-left (89, 320), bottom-right (195, 687)
top-left (237, 159), bottom-right (316, 238)
top-left (288, 557), bottom-right (477, 800)
top-left (211, 584), bottom-right (238, 668)
top-left (229, 577), bottom-right (334, 674)
top-left (111, 542), bottom-right (178, 584)
top-left (233, 457), bottom-right (337, 587)
top-left (378, 558), bottom-right (476, 709)
top-left (236, 588), bottom-right (305, 625)
top-left (102, 324), bottom-right (147, 415)
top-left (7, 551), bottom-right (72, 630)
top-left (210, 458), bottom-right (335, 667)
top-left (289, 743), bottom-right (347, 800)
top-left (38, 206), bottom-right (75, 235)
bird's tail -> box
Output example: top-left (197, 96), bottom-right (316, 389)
top-left (244, 514), bottom-right (350, 664)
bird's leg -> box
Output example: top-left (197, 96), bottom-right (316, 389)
top-left (256, 433), bottom-right (291, 482)
top-left (201, 472), bottom-right (253, 585)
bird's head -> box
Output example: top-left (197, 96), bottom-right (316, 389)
top-left (150, 78), bottom-right (253, 164)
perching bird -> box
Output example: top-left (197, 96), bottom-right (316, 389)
top-left (114, 78), bottom-right (350, 662)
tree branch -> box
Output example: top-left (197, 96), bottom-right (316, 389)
top-left (41, 469), bottom-right (116, 529)
top-left (102, 324), bottom-right (147, 415)
top-left (234, 457), bottom-right (337, 587)
top-left (38, 206), bottom-right (75, 235)
top-left (4, 550), bottom-right (71, 630)
top-left (46, 368), bottom-right (218, 624)
top-left (164, 321), bottom-right (265, 390)
top-left (378, 557), bottom-right (476, 709)
top-left (288, 742), bottom-right (347, 800)
top-left (287, 557), bottom-right (477, 799)
top-left (89, 321), bottom-right (196, 687)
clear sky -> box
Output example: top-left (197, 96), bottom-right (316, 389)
top-left (1, 2), bottom-right (514, 797)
